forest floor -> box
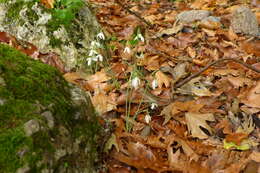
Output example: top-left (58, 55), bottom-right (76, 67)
top-left (1, 0), bottom-right (260, 172)
top-left (84, 0), bottom-right (260, 172)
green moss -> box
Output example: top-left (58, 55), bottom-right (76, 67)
top-left (0, 43), bottom-right (73, 172)
top-left (0, 127), bottom-right (33, 172)
top-left (0, 43), bottom-right (103, 172)
top-left (0, 43), bottom-right (75, 125)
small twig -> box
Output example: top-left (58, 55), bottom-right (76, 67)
top-left (173, 58), bottom-right (260, 89)
top-left (114, 0), bottom-right (153, 28)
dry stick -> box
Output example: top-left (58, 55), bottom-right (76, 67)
top-left (114, 0), bottom-right (153, 28)
top-left (173, 58), bottom-right (260, 89)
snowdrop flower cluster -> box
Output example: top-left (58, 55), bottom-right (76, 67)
top-left (87, 33), bottom-right (105, 66)
top-left (87, 49), bottom-right (103, 66)
top-left (131, 76), bottom-right (141, 89)
top-left (134, 33), bottom-right (144, 42)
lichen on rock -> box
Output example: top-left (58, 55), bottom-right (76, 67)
top-left (0, 0), bottom-right (105, 71)
top-left (0, 43), bottom-right (103, 172)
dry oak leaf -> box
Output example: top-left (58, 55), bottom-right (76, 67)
top-left (176, 138), bottom-right (199, 162)
top-left (226, 76), bottom-right (254, 88)
top-left (185, 112), bottom-right (215, 139)
top-left (212, 69), bottom-right (240, 77)
top-left (225, 133), bottom-right (248, 145)
top-left (154, 24), bottom-right (184, 38)
top-left (241, 40), bottom-right (260, 57)
top-left (40, 0), bottom-right (55, 8)
top-left (215, 119), bottom-right (233, 134)
top-left (187, 47), bottom-right (196, 58)
top-left (91, 91), bottom-right (116, 115)
top-left (249, 151), bottom-right (260, 162)
top-left (138, 55), bottom-right (161, 71)
top-left (155, 71), bottom-right (172, 88)
top-left (84, 70), bottom-right (111, 92)
top-left (160, 100), bottom-right (204, 125)
top-left (63, 72), bottom-right (83, 85)
top-left (241, 81), bottom-right (260, 108)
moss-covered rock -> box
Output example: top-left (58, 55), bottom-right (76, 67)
top-left (0, 0), bottom-right (105, 71)
top-left (0, 43), bottom-right (103, 173)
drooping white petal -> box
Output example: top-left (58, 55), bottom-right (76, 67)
top-left (150, 103), bottom-right (158, 110)
top-left (87, 58), bottom-right (92, 66)
top-left (151, 79), bottom-right (158, 90)
top-left (131, 77), bottom-right (140, 89)
top-left (145, 114), bottom-right (151, 123)
top-left (124, 47), bottom-right (131, 54)
top-left (89, 49), bottom-right (97, 56)
top-left (97, 32), bottom-right (105, 40)
top-left (92, 56), bottom-right (98, 62)
top-left (138, 33), bottom-right (145, 42)
top-left (97, 54), bottom-right (103, 61)
top-left (91, 41), bottom-right (101, 48)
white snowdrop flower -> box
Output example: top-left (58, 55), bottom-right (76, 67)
top-left (89, 49), bottom-right (98, 56)
top-left (145, 114), bottom-right (151, 124)
top-left (138, 33), bottom-right (145, 42)
top-left (91, 41), bottom-right (101, 48)
top-left (136, 52), bottom-right (144, 59)
top-left (134, 33), bottom-right (144, 42)
top-left (131, 77), bottom-right (140, 89)
top-left (96, 54), bottom-right (103, 62)
top-left (151, 79), bottom-right (158, 90)
top-left (124, 46), bottom-right (131, 54)
top-left (97, 32), bottom-right (105, 40)
top-left (92, 56), bottom-right (98, 62)
top-left (150, 103), bottom-right (158, 110)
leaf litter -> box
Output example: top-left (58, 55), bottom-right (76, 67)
top-left (88, 0), bottom-right (260, 172)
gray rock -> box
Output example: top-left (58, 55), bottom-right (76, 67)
top-left (231, 6), bottom-right (259, 36)
top-left (177, 10), bottom-right (211, 23)
top-left (41, 111), bottom-right (54, 129)
top-left (0, 1), bottom-right (105, 70)
top-left (202, 16), bottom-right (220, 23)
top-left (24, 119), bottom-right (40, 136)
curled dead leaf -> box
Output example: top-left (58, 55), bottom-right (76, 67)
top-left (241, 81), bottom-right (260, 108)
top-left (155, 71), bottom-right (172, 88)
